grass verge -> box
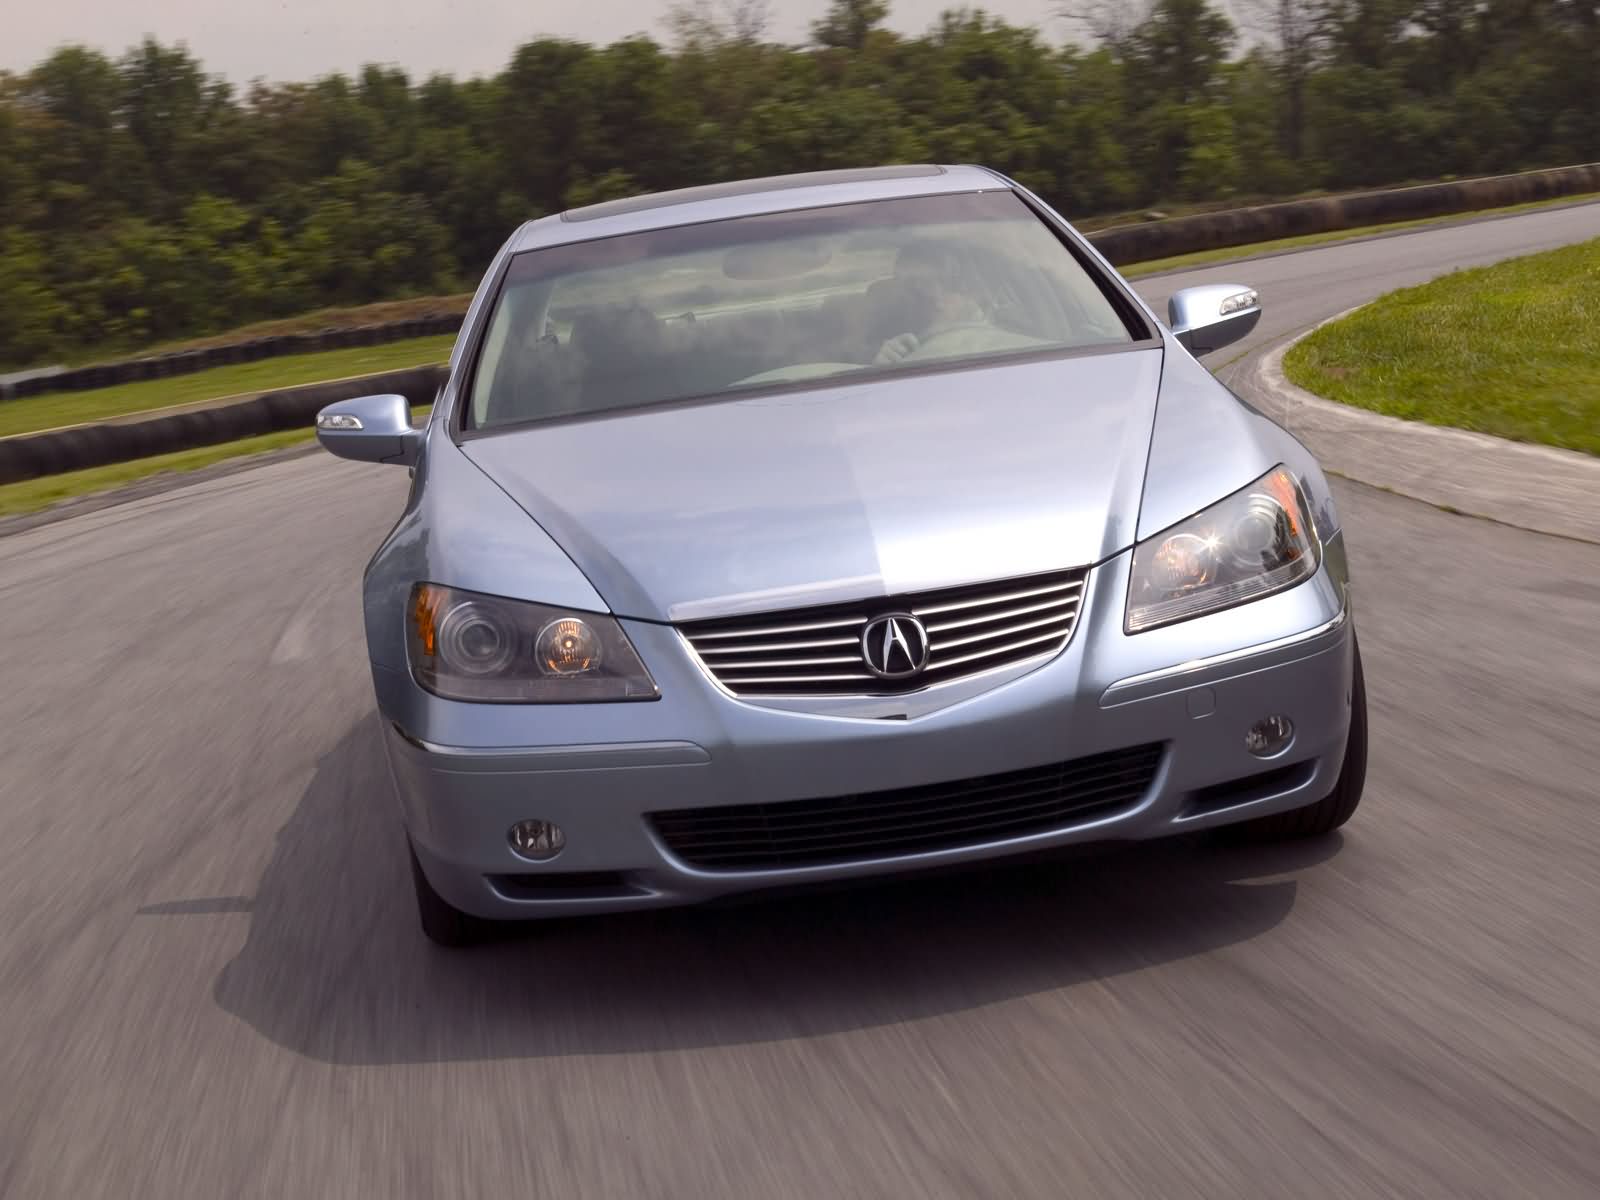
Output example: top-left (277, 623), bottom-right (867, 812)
top-left (0, 428), bottom-right (318, 517)
top-left (0, 408), bottom-right (433, 518)
top-left (1119, 191), bottom-right (1600, 278)
top-left (1283, 236), bottom-right (1599, 455)
top-left (0, 335), bottom-right (453, 439)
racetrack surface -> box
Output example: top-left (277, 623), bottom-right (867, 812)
top-left (3, 202), bottom-right (1598, 1198)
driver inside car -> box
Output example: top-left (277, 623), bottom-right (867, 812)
top-left (871, 241), bottom-right (1040, 364)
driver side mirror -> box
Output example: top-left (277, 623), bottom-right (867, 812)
top-left (315, 394), bottom-right (422, 466)
top-left (1167, 284), bottom-right (1262, 357)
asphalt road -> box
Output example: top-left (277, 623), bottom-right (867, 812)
top-left (3, 204), bottom-right (1599, 1198)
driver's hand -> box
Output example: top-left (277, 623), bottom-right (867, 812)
top-left (874, 333), bottom-right (919, 364)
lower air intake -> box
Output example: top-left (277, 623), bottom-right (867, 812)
top-left (649, 743), bottom-right (1164, 871)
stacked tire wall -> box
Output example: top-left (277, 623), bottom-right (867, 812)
top-left (5, 163), bottom-right (1596, 405)
top-left (3, 162), bottom-right (1598, 485)
top-left (0, 365), bottom-right (447, 486)
top-left (1087, 162), bottom-right (1600, 266)
top-left (0, 312), bottom-right (464, 402)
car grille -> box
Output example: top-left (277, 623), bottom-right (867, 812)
top-left (649, 743), bottom-right (1162, 871)
top-left (679, 568), bottom-right (1089, 697)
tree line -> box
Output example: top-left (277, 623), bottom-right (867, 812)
top-left (1, 0), bottom-right (1595, 367)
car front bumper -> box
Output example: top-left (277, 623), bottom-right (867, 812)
top-left (374, 543), bottom-right (1356, 920)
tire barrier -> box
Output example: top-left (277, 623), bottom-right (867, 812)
top-left (5, 164), bottom-right (1598, 405)
top-left (4, 161), bottom-right (1598, 483)
top-left (0, 364), bottom-right (448, 487)
top-left (1085, 161), bottom-right (1600, 267)
top-left (8, 163), bottom-right (1598, 408)
top-left (0, 311), bottom-right (465, 402)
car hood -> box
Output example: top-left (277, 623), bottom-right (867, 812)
top-left (461, 348), bottom-right (1164, 622)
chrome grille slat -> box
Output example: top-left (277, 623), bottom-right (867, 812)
top-left (930, 611), bottom-right (1076, 653)
top-left (921, 594), bottom-right (1076, 634)
top-left (717, 672), bottom-right (878, 684)
top-left (698, 636), bottom-right (861, 655)
top-left (691, 616), bottom-right (867, 640)
top-left (709, 655), bottom-right (863, 670)
top-left (680, 568), bottom-right (1089, 698)
top-left (930, 629), bottom-right (1068, 671)
top-left (911, 579), bottom-right (1082, 617)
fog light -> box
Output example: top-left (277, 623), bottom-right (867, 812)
top-left (1245, 715), bottom-right (1295, 758)
top-left (508, 819), bottom-right (566, 861)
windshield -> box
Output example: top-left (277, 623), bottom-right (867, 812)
top-left (466, 190), bottom-right (1138, 431)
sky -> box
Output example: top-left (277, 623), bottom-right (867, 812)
top-left (2, 0), bottom-right (1093, 84)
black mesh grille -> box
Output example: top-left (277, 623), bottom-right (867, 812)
top-left (649, 743), bottom-right (1163, 870)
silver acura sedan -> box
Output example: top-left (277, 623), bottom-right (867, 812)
top-left (316, 164), bottom-right (1364, 945)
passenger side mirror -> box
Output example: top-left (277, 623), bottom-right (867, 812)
top-left (315, 394), bottom-right (422, 466)
top-left (1167, 285), bottom-right (1262, 357)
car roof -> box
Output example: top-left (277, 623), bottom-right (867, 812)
top-left (509, 164), bottom-right (1013, 254)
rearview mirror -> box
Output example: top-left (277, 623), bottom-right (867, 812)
top-left (315, 394), bottom-right (422, 466)
top-left (1167, 284), bottom-right (1262, 357)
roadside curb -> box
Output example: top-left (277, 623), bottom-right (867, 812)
top-left (1242, 312), bottom-right (1600, 545)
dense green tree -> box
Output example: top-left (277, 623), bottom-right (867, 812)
top-left (1048, 49), bottom-right (1140, 214)
top-left (1319, 0), bottom-right (1414, 70)
top-left (20, 47), bottom-right (128, 231)
top-left (116, 40), bottom-right (210, 221)
top-left (1114, 1), bottom-right (1238, 197)
top-left (1121, 0), bottom-right (1235, 105)
top-left (812, 0), bottom-right (891, 50)
top-left (1238, 0), bottom-right (1322, 161)
top-left (1, 0), bottom-right (1596, 367)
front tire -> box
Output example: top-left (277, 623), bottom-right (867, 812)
top-left (1239, 636), bottom-right (1367, 839)
top-left (408, 841), bottom-right (487, 947)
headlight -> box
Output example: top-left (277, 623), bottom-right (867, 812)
top-left (1126, 466), bottom-right (1319, 632)
top-left (408, 583), bottom-right (659, 702)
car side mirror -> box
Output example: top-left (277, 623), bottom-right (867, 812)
top-left (1167, 284), bottom-right (1262, 357)
top-left (315, 393), bottom-right (422, 466)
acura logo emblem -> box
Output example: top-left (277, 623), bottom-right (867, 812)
top-left (861, 613), bottom-right (931, 679)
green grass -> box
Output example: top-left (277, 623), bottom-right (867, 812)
top-left (1283, 236), bottom-right (1600, 455)
top-left (1119, 191), bottom-right (1600, 278)
top-left (0, 407), bottom-right (433, 518)
top-left (0, 427), bottom-right (317, 516)
top-left (1, 335), bottom-right (453, 438)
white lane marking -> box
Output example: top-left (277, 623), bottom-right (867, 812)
top-left (271, 594), bottom-right (326, 664)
